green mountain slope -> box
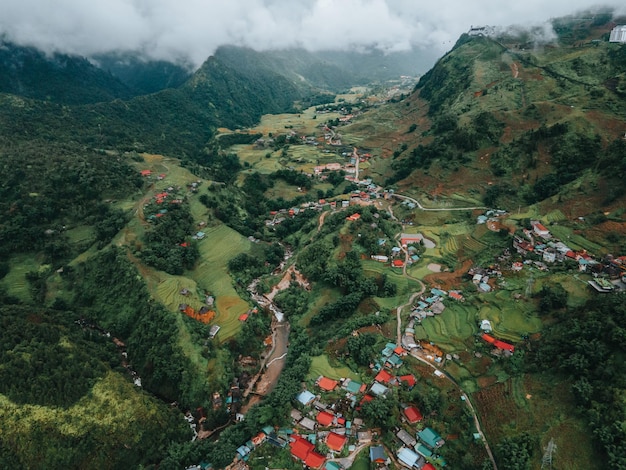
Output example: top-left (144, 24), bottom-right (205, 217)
top-left (381, 15), bottom-right (626, 211)
top-left (0, 41), bottom-right (134, 104)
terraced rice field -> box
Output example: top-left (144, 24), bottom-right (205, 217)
top-left (417, 303), bottom-right (477, 351)
top-left (545, 209), bottom-right (566, 223)
top-left (461, 235), bottom-right (487, 254)
top-left (307, 355), bottom-right (360, 381)
top-left (549, 225), bottom-right (604, 253)
top-left (187, 224), bottom-right (252, 340)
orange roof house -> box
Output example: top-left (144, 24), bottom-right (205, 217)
top-left (316, 411), bottom-right (334, 427)
top-left (238, 313), bottom-right (249, 322)
top-left (375, 369), bottom-right (393, 383)
top-left (392, 259), bottom-right (404, 268)
top-left (317, 376), bottom-right (339, 391)
top-left (394, 346), bottom-right (407, 356)
top-left (326, 432), bottom-right (347, 452)
top-left (140, 169), bottom-right (152, 176)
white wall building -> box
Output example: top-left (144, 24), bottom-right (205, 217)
top-left (609, 25), bottom-right (626, 43)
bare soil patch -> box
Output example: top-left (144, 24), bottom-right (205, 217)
top-left (423, 259), bottom-right (473, 291)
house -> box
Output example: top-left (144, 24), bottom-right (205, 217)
top-left (290, 409), bottom-right (303, 422)
top-left (305, 451), bottom-right (326, 470)
top-left (449, 291), bottom-right (464, 301)
top-left (370, 383), bottom-right (389, 397)
top-left (208, 325), bottom-right (220, 339)
top-left (480, 320), bottom-right (493, 333)
top-left (386, 354), bottom-right (403, 368)
top-left (324, 462), bottom-right (342, 470)
top-left (399, 375), bottom-right (416, 388)
top-left (417, 427), bottom-right (445, 449)
top-left (392, 259), bottom-right (405, 268)
top-left (326, 432), bottom-right (347, 452)
top-left (397, 447), bottom-right (423, 468)
top-left (140, 169), bottom-right (152, 176)
top-left (370, 445), bottom-right (387, 463)
top-left (317, 376), bottom-right (339, 391)
top-left (403, 406), bottom-right (423, 424)
top-left (414, 443), bottom-right (433, 458)
top-left (481, 333), bottom-right (515, 353)
top-left (317, 410), bottom-right (335, 427)
top-left (344, 379), bottom-right (362, 395)
top-left (396, 429), bottom-right (417, 447)
top-left (299, 417), bottom-right (316, 431)
top-left (296, 390), bottom-right (316, 406)
top-left (422, 464), bottom-right (437, 470)
top-left (531, 220), bottom-right (550, 238)
top-left (238, 313), bottom-right (249, 322)
top-left (375, 369), bottom-right (393, 383)
top-left (357, 430), bottom-right (372, 444)
top-left (290, 435), bottom-right (314, 461)
top-left (195, 231), bottom-right (206, 240)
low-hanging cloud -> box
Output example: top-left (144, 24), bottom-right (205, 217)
top-left (0, 0), bottom-right (623, 67)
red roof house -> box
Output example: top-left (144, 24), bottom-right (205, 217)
top-left (423, 464), bottom-right (436, 470)
top-left (399, 374), bottom-right (416, 387)
top-left (449, 291), bottom-right (464, 301)
top-left (140, 169), bottom-right (152, 176)
top-left (326, 432), bottom-right (347, 452)
top-left (392, 259), bottom-right (404, 268)
top-left (481, 333), bottom-right (515, 352)
top-left (290, 435), bottom-right (314, 461)
top-left (316, 411), bottom-right (334, 427)
top-left (305, 451), bottom-right (326, 469)
top-left (375, 369), bottom-right (393, 383)
top-left (403, 406), bottom-right (423, 424)
top-left (238, 313), bottom-right (249, 322)
top-left (317, 377), bottom-right (338, 391)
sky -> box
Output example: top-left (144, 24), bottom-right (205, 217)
top-left (0, 0), bottom-right (624, 67)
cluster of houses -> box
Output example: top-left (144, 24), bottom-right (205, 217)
top-left (189, 337), bottom-right (449, 470)
top-left (409, 287), bottom-right (464, 324)
top-left (264, 182), bottom-right (384, 228)
top-left (512, 220), bottom-right (626, 293)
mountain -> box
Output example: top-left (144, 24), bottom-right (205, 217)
top-left (0, 48), bottom-right (303, 157)
top-left (93, 53), bottom-right (192, 95)
top-left (214, 45), bottom-right (436, 92)
top-left (373, 13), bottom-right (626, 211)
top-left (0, 41), bottom-right (134, 104)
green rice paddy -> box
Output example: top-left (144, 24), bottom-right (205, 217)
top-left (308, 354), bottom-right (360, 381)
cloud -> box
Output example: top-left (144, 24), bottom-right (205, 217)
top-left (0, 0), bottom-right (623, 67)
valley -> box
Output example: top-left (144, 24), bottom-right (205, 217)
top-left (1, 11), bottom-right (626, 470)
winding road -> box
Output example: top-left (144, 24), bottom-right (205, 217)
top-left (393, 193), bottom-right (486, 212)
top-left (388, 196), bottom-right (498, 469)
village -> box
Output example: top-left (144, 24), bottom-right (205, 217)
top-left (133, 91), bottom-right (626, 470)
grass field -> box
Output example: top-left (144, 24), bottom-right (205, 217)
top-left (2, 254), bottom-right (40, 302)
top-left (65, 225), bottom-right (95, 245)
top-left (307, 354), bottom-right (360, 381)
